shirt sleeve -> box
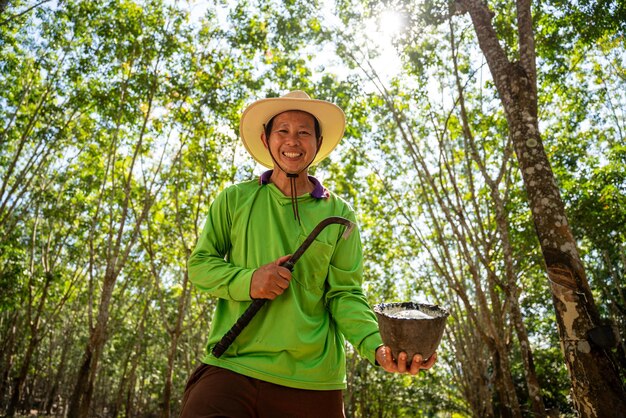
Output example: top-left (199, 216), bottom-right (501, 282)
top-left (325, 211), bottom-right (383, 366)
top-left (187, 188), bottom-right (254, 301)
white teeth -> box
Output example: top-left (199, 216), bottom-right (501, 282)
top-left (283, 152), bottom-right (301, 158)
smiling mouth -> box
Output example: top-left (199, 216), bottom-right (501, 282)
top-left (282, 151), bottom-right (302, 159)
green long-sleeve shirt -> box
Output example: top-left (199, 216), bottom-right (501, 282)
top-left (188, 175), bottom-right (383, 390)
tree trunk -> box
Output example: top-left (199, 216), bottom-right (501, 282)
top-left (67, 270), bottom-right (116, 418)
top-left (162, 270), bottom-right (191, 418)
top-left (6, 337), bottom-right (38, 417)
top-left (5, 271), bottom-right (52, 417)
top-left (44, 332), bottom-right (70, 415)
top-left (124, 349), bottom-right (141, 418)
top-left (450, 9), bottom-right (548, 412)
top-left (459, 0), bottom-right (626, 415)
top-left (124, 295), bottom-right (151, 418)
top-left (488, 336), bottom-right (521, 418)
top-left (111, 347), bottom-right (132, 418)
top-left (0, 311), bottom-right (20, 408)
top-left (510, 296), bottom-right (546, 417)
top-left (450, 315), bottom-right (494, 418)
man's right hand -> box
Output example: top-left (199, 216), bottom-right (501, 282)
top-left (249, 255), bottom-right (293, 300)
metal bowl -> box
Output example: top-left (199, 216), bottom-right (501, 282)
top-left (374, 302), bottom-right (449, 365)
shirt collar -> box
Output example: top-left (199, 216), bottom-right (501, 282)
top-left (259, 170), bottom-right (330, 199)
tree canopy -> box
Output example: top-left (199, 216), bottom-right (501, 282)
top-left (1, 0), bottom-right (624, 417)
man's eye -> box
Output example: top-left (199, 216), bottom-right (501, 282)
top-left (299, 131), bottom-right (311, 136)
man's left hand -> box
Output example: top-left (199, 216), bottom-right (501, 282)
top-left (375, 346), bottom-right (437, 375)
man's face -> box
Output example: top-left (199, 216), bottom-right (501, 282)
top-left (262, 110), bottom-right (320, 174)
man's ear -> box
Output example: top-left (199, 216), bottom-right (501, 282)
top-left (317, 136), bottom-right (323, 150)
top-left (261, 133), bottom-right (269, 149)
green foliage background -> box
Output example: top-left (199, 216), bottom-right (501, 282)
top-left (1, 0), bottom-right (624, 417)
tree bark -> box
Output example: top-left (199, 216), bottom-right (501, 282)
top-left (450, 317), bottom-right (494, 417)
top-left (0, 311), bottom-right (20, 408)
top-left (67, 269), bottom-right (116, 418)
top-left (5, 272), bottom-right (52, 417)
top-left (355, 80), bottom-right (523, 415)
top-left (44, 330), bottom-right (70, 415)
top-left (161, 272), bottom-right (190, 418)
top-left (458, 0), bottom-right (626, 415)
top-left (451, 15), bottom-right (547, 411)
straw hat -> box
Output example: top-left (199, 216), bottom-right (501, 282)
top-left (239, 90), bottom-right (346, 168)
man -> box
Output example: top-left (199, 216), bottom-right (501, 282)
top-left (180, 91), bottom-right (436, 417)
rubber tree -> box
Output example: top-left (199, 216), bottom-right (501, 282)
top-left (456, 0), bottom-right (626, 415)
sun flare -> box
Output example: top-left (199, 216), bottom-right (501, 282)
top-left (378, 10), bottom-right (406, 37)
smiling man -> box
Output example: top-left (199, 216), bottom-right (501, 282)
top-left (180, 91), bottom-right (436, 418)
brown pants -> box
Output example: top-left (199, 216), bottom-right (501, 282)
top-left (179, 364), bottom-right (345, 418)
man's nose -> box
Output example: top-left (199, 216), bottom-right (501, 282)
top-left (283, 132), bottom-right (300, 144)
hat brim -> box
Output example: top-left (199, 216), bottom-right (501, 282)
top-left (240, 96), bottom-right (346, 168)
